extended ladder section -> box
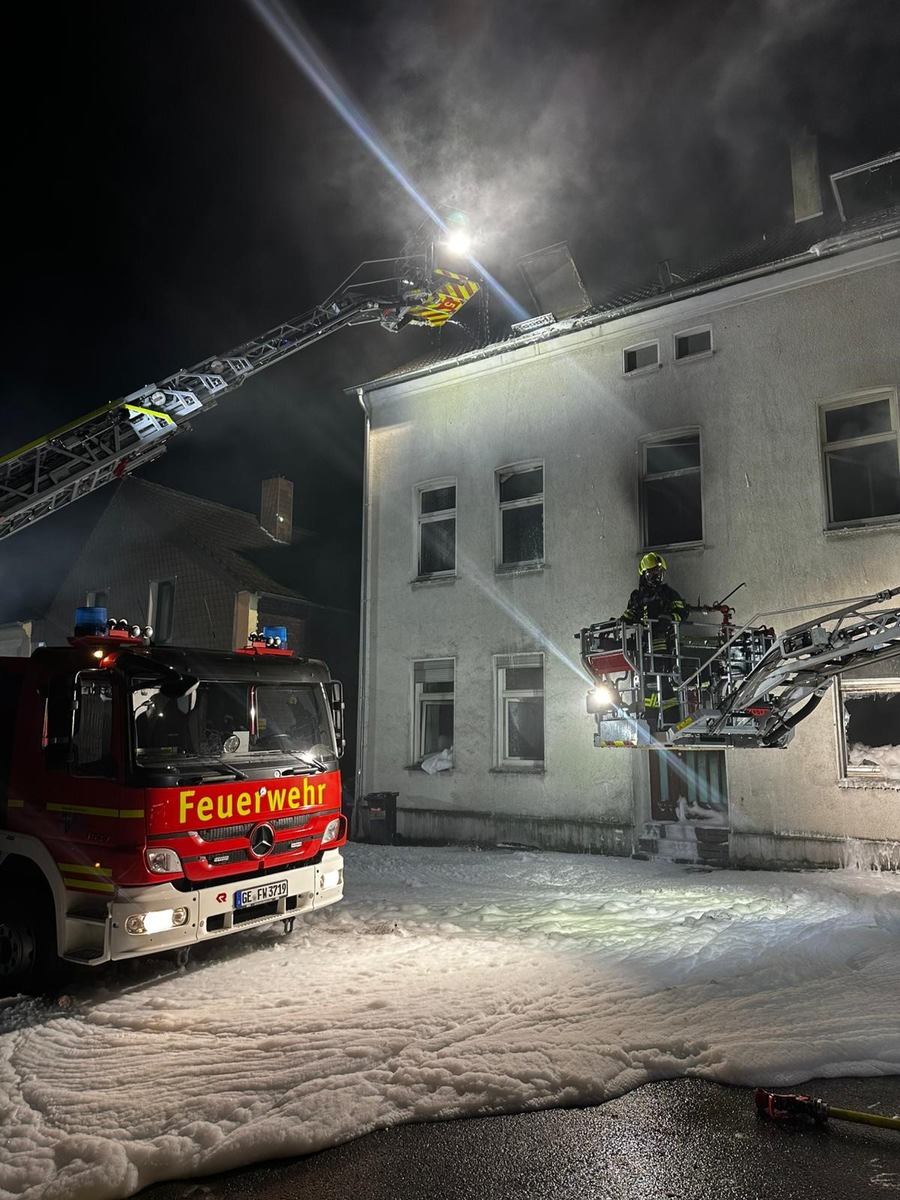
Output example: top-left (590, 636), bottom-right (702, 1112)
top-left (0, 264), bottom-right (478, 540)
top-left (578, 587), bottom-right (900, 749)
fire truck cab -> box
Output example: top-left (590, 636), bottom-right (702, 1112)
top-left (0, 610), bottom-right (348, 995)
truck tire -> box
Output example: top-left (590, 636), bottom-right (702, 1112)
top-left (0, 873), bottom-right (60, 998)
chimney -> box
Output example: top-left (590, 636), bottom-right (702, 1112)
top-left (790, 133), bottom-right (824, 223)
top-left (260, 477), bottom-right (293, 543)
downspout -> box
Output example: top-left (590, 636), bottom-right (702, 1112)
top-left (354, 385), bottom-right (373, 840)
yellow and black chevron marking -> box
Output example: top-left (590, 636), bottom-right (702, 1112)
top-left (407, 270), bottom-right (480, 327)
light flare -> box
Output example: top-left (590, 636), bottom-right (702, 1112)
top-left (247, 0), bottom-right (528, 322)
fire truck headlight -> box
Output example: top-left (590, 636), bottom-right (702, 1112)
top-left (322, 818), bottom-right (341, 844)
top-left (586, 684), bottom-right (620, 713)
top-left (321, 870), bottom-right (341, 890)
top-left (124, 907), bottom-right (190, 936)
top-left (145, 847), bottom-right (182, 875)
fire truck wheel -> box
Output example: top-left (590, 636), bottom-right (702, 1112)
top-left (0, 880), bottom-right (60, 998)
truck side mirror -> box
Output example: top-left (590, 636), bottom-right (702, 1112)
top-left (329, 679), bottom-right (345, 757)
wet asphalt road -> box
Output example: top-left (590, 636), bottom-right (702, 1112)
top-left (136, 1075), bottom-right (900, 1199)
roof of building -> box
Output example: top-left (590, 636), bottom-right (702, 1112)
top-left (102, 478), bottom-right (312, 602)
top-left (356, 203), bottom-right (900, 394)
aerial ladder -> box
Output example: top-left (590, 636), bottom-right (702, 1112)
top-left (577, 587), bottom-right (900, 751)
top-left (0, 259), bottom-right (479, 540)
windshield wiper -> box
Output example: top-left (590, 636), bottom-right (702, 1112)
top-left (176, 760), bottom-right (249, 784)
top-left (279, 750), bottom-right (329, 774)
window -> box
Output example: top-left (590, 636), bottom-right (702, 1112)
top-left (624, 341), bottom-right (660, 374)
top-left (838, 676), bottom-right (900, 780)
top-left (149, 579), bottom-right (176, 644)
top-left (413, 659), bottom-right (454, 761)
top-left (417, 482), bottom-right (456, 577)
top-left (72, 673), bottom-right (115, 776)
top-left (674, 326), bottom-right (712, 361)
top-left (495, 654), bottom-right (544, 767)
top-left (85, 589), bottom-right (108, 609)
top-left (497, 464), bottom-right (544, 567)
top-left (819, 390), bottom-right (900, 527)
top-left (641, 431), bottom-right (703, 547)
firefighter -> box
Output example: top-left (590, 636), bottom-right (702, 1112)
top-left (622, 552), bottom-right (687, 625)
top-left (621, 553), bottom-right (687, 724)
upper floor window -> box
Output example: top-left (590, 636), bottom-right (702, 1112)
top-left (149, 578), bottom-right (176, 645)
top-left (641, 431), bottom-right (703, 547)
top-left (85, 589), bottom-right (108, 609)
top-left (819, 389), bottom-right (900, 528)
top-left (495, 653), bottom-right (544, 767)
top-left (623, 341), bottom-right (659, 375)
top-left (497, 463), bottom-right (544, 568)
top-left (417, 481), bottom-right (456, 577)
top-left (674, 326), bottom-right (713, 361)
top-left (413, 658), bottom-right (454, 762)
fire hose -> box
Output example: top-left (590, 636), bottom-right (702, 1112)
top-left (755, 1088), bottom-right (900, 1131)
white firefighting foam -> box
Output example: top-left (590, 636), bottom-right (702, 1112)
top-left (1, 844), bottom-right (899, 1200)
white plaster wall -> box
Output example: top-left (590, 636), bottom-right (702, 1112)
top-left (360, 246), bottom-right (900, 855)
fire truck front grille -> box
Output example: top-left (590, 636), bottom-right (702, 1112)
top-left (197, 815), bottom-right (312, 842)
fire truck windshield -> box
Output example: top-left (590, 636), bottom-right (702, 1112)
top-left (131, 679), bottom-right (336, 769)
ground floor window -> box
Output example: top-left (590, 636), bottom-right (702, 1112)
top-left (412, 659), bottom-right (454, 762)
top-left (838, 677), bottom-right (900, 780)
top-left (495, 653), bottom-right (544, 767)
top-left (649, 749), bottom-right (728, 823)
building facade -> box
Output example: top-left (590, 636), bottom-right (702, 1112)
top-left (355, 230), bottom-right (900, 869)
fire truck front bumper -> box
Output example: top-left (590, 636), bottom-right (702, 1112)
top-left (105, 848), bottom-right (345, 961)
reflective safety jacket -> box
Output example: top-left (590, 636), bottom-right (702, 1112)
top-left (622, 582), bottom-right (687, 624)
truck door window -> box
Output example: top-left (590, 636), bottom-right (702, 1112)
top-left (72, 672), bottom-right (116, 777)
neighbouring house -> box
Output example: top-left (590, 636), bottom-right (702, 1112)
top-left (352, 154), bottom-right (900, 870)
top-left (29, 475), bottom-right (360, 780)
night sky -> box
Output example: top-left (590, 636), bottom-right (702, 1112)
top-left (2, 0), bottom-right (898, 620)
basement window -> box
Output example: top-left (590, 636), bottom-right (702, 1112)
top-left (838, 678), bottom-right (900, 781)
top-left (674, 326), bottom-right (713, 361)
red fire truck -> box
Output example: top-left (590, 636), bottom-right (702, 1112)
top-left (0, 611), bottom-right (348, 994)
top-left (0, 246), bottom-right (481, 994)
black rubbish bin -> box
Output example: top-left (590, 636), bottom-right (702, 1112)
top-left (361, 792), bottom-right (398, 845)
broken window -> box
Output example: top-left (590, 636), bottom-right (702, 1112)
top-left (839, 676), bottom-right (900, 781)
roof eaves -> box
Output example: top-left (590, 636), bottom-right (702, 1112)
top-left (352, 212), bottom-right (900, 396)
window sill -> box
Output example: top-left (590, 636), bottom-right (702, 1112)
top-left (674, 350), bottom-right (714, 364)
top-left (838, 776), bottom-right (900, 791)
top-left (489, 765), bottom-right (545, 775)
top-left (623, 363), bottom-right (662, 378)
top-left (495, 562), bottom-right (546, 577)
top-left (641, 542), bottom-right (704, 554)
top-left (411, 574), bottom-right (458, 588)
top-left (823, 519), bottom-right (899, 537)
top-left (404, 763), bottom-right (455, 774)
